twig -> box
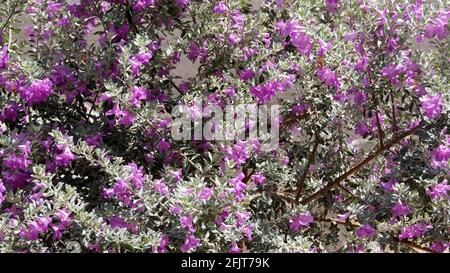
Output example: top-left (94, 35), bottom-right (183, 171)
top-left (395, 239), bottom-right (437, 253)
top-left (295, 132), bottom-right (320, 203)
top-left (375, 110), bottom-right (384, 148)
top-left (1, 0), bottom-right (20, 31)
top-left (390, 90), bottom-right (398, 133)
top-left (300, 124), bottom-right (422, 205)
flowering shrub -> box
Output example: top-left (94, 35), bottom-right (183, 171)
top-left (0, 0), bottom-right (449, 253)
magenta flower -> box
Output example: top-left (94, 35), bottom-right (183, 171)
top-left (354, 56), bottom-right (368, 73)
top-left (198, 187), bottom-right (213, 201)
top-left (291, 32), bottom-right (313, 56)
top-left (430, 145), bottom-right (450, 169)
top-left (225, 141), bottom-right (250, 167)
top-left (175, 0), bottom-right (190, 8)
top-left (392, 202), bottom-right (411, 218)
top-left (235, 211), bottom-right (251, 228)
top-left (430, 241), bottom-right (450, 253)
top-left (178, 81), bottom-right (191, 93)
top-left (156, 139), bottom-right (171, 152)
top-left (239, 69), bottom-right (255, 81)
top-left (316, 66), bottom-right (341, 89)
top-left (289, 213), bottom-right (314, 232)
top-left (213, 2), bottom-right (228, 14)
top-left (250, 173), bottom-right (266, 186)
top-left (132, 0), bottom-right (155, 12)
top-left (170, 169), bottom-right (183, 182)
top-left (399, 222), bottom-right (432, 240)
top-left (427, 180), bottom-right (449, 199)
top-left (19, 216), bottom-right (52, 241)
top-left (0, 47), bottom-right (9, 69)
top-left (19, 78), bottom-right (53, 104)
top-left (325, 0), bottom-right (339, 14)
top-left (180, 215), bottom-right (195, 232)
top-left (420, 94), bottom-right (443, 119)
top-left (355, 224), bottom-right (377, 238)
top-left (230, 241), bottom-right (241, 253)
top-left (0, 179), bottom-right (5, 205)
top-left (180, 235), bottom-right (200, 252)
top-left (228, 173), bottom-right (247, 201)
top-left (55, 145), bottom-right (76, 167)
top-left (153, 179), bottom-right (170, 195)
top-left (424, 11), bottom-right (449, 40)
top-left (129, 86), bottom-right (148, 107)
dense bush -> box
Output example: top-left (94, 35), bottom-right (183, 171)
top-left (0, 0), bottom-right (448, 253)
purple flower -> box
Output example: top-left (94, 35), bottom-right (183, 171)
top-left (316, 66), bottom-right (341, 89)
top-left (317, 39), bottom-right (333, 57)
top-left (227, 33), bottom-right (241, 45)
top-left (230, 241), bottom-right (241, 253)
top-left (420, 94), bottom-right (443, 119)
top-left (392, 202), bottom-right (411, 218)
top-left (1, 103), bottom-right (20, 122)
top-left (355, 224), bottom-right (377, 238)
top-left (223, 86), bottom-right (236, 97)
top-left (225, 141), bottom-right (250, 167)
top-left (132, 0), bottom-right (155, 12)
top-left (178, 81), bottom-right (191, 93)
top-left (231, 10), bottom-right (245, 29)
top-left (0, 179), bottom-right (5, 205)
top-left (427, 180), bottom-right (449, 199)
top-left (153, 179), bottom-right (170, 195)
top-left (291, 32), bottom-right (313, 56)
top-left (55, 145), bottom-right (76, 167)
top-left (175, 0), bottom-right (190, 8)
top-left (430, 241), bottom-right (450, 253)
top-left (180, 235), bottom-right (200, 252)
top-left (228, 173), bottom-right (247, 201)
top-left (106, 104), bottom-right (135, 127)
top-left (249, 78), bottom-right (291, 103)
top-left (170, 169), bottom-right (183, 182)
top-left (157, 139), bottom-right (171, 152)
top-left (118, 110), bottom-right (134, 127)
top-left (381, 63), bottom-right (404, 86)
top-left (126, 163), bottom-right (145, 189)
top-left (130, 52), bottom-right (153, 77)
top-left (424, 11), bottom-right (449, 41)
top-left (250, 173), bottom-right (266, 186)
top-left (355, 122), bottom-right (369, 136)
top-left (399, 222), bottom-right (432, 240)
top-left (239, 69), bottom-right (255, 81)
top-left (0, 47), bottom-right (9, 69)
top-left (180, 215), bottom-right (195, 232)
top-left (292, 103), bottom-right (310, 116)
top-left (213, 2), bottom-right (228, 14)
top-left (354, 56), bottom-right (368, 73)
top-left (325, 0), bottom-right (339, 14)
top-left (84, 133), bottom-right (103, 147)
top-left (289, 213), bottom-right (314, 232)
top-left (187, 42), bottom-right (208, 63)
top-left (274, 19), bottom-right (302, 37)
top-left (235, 211), bottom-right (251, 228)
top-left (19, 216), bottom-right (52, 241)
top-left (198, 187), bottom-right (213, 201)
top-left (430, 145), bottom-right (450, 169)
top-left (19, 78), bottom-right (53, 104)
top-left (129, 86), bottom-right (148, 107)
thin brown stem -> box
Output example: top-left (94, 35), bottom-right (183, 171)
top-left (295, 132), bottom-right (320, 203)
top-left (300, 124), bottom-right (421, 205)
top-left (375, 110), bottom-right (384, 148)
top-left (390, 90), bottom-right (398, 133)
